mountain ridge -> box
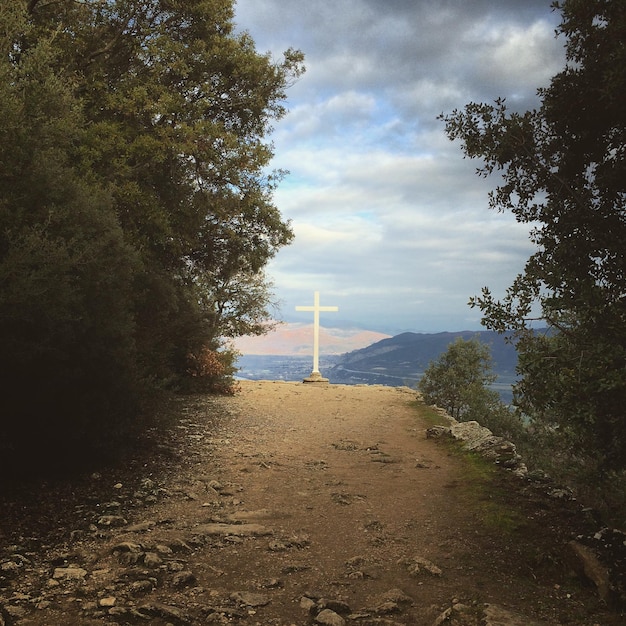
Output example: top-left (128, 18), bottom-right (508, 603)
top-left (327, 329), bottom-right (519, 387)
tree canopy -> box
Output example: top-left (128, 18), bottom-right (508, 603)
top-left (417, 337), bottom-right (499, 422)
top-left (0, 0), bottom-right (303, 466)
top-left (440, 0), bottom-right (626, 473)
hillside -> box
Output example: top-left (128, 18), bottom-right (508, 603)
top-left (327, 330), bottom-right (518, 386)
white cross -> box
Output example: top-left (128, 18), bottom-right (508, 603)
top-left (295, 291), bottom-right (338, 378)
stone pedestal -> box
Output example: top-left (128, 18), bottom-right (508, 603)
top-left (302, 371), bottom-right (330, 384)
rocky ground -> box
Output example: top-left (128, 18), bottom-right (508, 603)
top-left (0, 381), bottom-right (624, 626)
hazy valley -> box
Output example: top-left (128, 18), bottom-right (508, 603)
top-left (234, 326), bottom-right (518, 403)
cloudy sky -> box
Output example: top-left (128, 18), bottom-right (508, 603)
top-left (234, 0), bottom-right (566, 334)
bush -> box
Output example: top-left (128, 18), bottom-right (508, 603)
top-left (183, 344), bottom-right (240, 395)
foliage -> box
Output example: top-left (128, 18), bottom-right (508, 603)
top-left (439, 0), bottom-right (626, 474)
top-left (184, 343), bottom-right (240, 395)
top-left (419, 338), bottom-right (498, 420)
top-left (0, 2), bottom-right (142, 463)
top-left (24, 0), bottom-right (301, 384)
top-left (418, 338), bottom-right (527, 441)
top-left (0, 0), bottom-right (301, 466)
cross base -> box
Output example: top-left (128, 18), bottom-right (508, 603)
top-left (302, 371), bottom-right (330, 384)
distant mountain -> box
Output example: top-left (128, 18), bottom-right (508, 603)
top-left (327, 330), bottom-right (519, 387)
top-left (234, 329), bottom-right (522, 403)
top-left (232, 322), bottom-right (391, 356)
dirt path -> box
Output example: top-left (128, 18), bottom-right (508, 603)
top-left (0, 381), bottom-right (620, 625)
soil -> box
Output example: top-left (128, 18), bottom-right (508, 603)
top-left (0, 381), bottom-right (623, 625)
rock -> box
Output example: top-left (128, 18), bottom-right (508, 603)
top-left (471, 436), bottom-right (518, 464)
top-left (205, 606), bottom-right (247, 620)
top-left (35, 600), bottom-right (52, 610)
top-left (109, 606), bottom-right (134, 618)
top-left (111, 541), bottom-right (144, 554)
top-left (81, 600), bottom-right (99, 612)
top-left (357, 618), bottom-right (406, 625)
top-left (3, 605), bottom-right (28, 619)
top-left (433, 602), bottom-right (549, 626)
top-left (117, 550), bottom-right (144, 566)
top-left (484, 603), bottom-right (547, 625)
top-left (399, 556), bottom-right (442, 577)
top-left (450, 421), bottom-right (492, 448)
top-left (432, 603), bottom-right (473, 626)
top-left (315, 608), bottom-right (346, 625)
top-left (566, 540), bottom-right (611, 602)
top-left (427, 421), bottom-right (525, 470)
top-left (300, 596), bottom-right (317, 612)
top-left (287, 534), bottom-right (311, 548)
top-left (142, 552), bottom-right (163, 568)
top-left (0, 561), bottom-right (20, 575)
top-left (167, 560), bottom-right (186, 572)
top-left (9, 554), bottom-right (30, 566)
top-left (111, 541), bottom-right (144, 565)
top-left (426, 425), bottom-right (451, 439)
top-left (130, 579), bottom-right (155, 594)
top-left (317, 598), bottom-right (352, 615)
top-left (377, 588), bottom-right (413, 605)
top-left (511, 463), bottom-right (529, 478)
top-left (10, 592), bottom-right (31, 602)
top-left (318, 599), bottom-right (351, 615)
top-left (226, 509), bottom-right (274, 521)
top-left (156, 544), bottom-right (174, 555)
top-left (229, 591), bottom-right (271, 607)
top-left (172, 570), bottom-right (196, 587)
top-left (192, 523), bottom-right (273, 537)
top-left (98, 596), bottom-right (116, 608)
top-left (52, 566), bottom-right (88, 581)
top-left (281, 563), bottom-right (311, 574)
top-left (136, 601), bottom-right (191, 624)
top-left (97, 515), bottom-right (128, 527)
top-left (141, 478), bottom-right (156, 490)
top-left (527, 469), bottom-right (552, 483)
top-left (373, 601), bottom-right (400, 615)
top-left (548, 487), bottom-right (574, 500)
top-left (588, 527), bottom-right (626, 604)
top-left (125, 521), bottom-right (157, 533)
top-left (303, 589), bottom-right (324, 601)
top-left (164, 537), bottom-right (193, 553)
top-left (331, 492), bottom-right (353, 505)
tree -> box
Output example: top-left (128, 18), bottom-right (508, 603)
top-left (25, 0), bottom-right (302, 385)
top-left (43, 0), bottom-right (299, 366)
top-left (439, 0), bottom-right (626, 472)
top-left (198, 269), bottom-right (279, 341)
top-left (0, 1), bottom-right (142, 465)
top-left (418, 338), bottom-right (499, 421)
top-left (0, 0), bottom-right (303, 467)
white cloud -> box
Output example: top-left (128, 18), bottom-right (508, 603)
top-left (234, 0), bottom-right (565, 333)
